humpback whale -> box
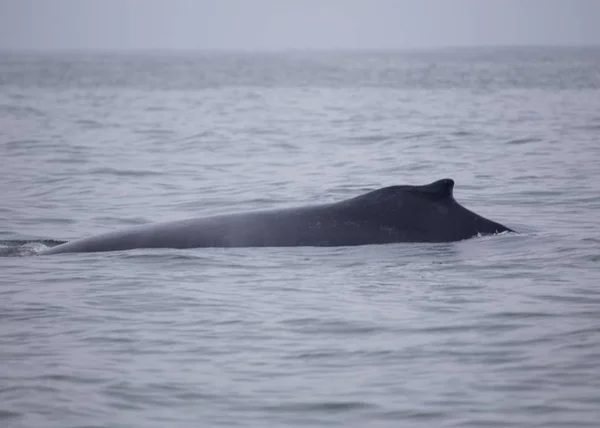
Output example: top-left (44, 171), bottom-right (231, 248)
top-left (39, 179), bottom-right (513, 255)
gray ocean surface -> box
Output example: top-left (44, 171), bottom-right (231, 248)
top-left (1, 47), bottom-right (600, 427)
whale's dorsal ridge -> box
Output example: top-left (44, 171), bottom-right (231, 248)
top-left (415, 178), bottom-right (455, 199)
top-left (344, 178), bottom-right (456, 207)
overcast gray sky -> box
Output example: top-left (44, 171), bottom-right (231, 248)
top-left (1, 0), bottom-right (599, 51)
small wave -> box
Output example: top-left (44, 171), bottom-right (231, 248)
top-left (89, 167), bottom-right (164, 177)
top-left (506, 137), bottom-right (542, 145)
top-left (260, 400), bottom-right (376, 413)
top-left (120, 251), bottom-right (218, 262)
top-left (133, 128), bottom-right (174, 135)
top-left (451, 130), bottom-right (473, 137)
top-left (145, 106), bottom-right (169, 112)
top-left (0, 103), bottom-right (45, 118)
top-left (281, 317), bottom-right (385, 335)
top-left (579, 118), bottom-right (600, 131)
top-left (581, 237), bottom-right (600, 244)
top-left (74, 119), bottom-right (105, 128)
top-left (0, 239), bottom-right (66, 257)
top-left (349, 134), bottom-right (390, 143)
top-left (583, 254), bottom-right (600, 263)
top-left (4, 139), bottom-right (42, 150)
top-left (0, 409), bottom-right (20, 421)
top-left (403, 131), bottom-right (435, 140)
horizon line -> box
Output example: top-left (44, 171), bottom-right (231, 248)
top-left (1, 43), bottom-right (599, 55)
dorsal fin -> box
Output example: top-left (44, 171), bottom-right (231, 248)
top-left (340, 178), bottom-right (455, 208)
top-left (416, 178), bottom-right (455, 199)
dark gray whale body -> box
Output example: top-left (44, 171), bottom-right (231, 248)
top-left (39, 179), bottom-right (513, 255)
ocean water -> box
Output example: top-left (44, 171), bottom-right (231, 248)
top-left (1, 47), bottom-right (600, 427)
